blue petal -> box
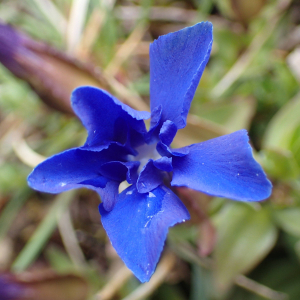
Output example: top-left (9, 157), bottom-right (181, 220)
top-left (156, 141), bottom-right (188, 158)
top-left (71, 86), bottom-right (150, 150)
top-left (145, 105), bottom-right (162, 143)
top-left (100, 161), bottom-right (139, 184)
top-left (150, 22), bottom-right (213, 129)
top-left (77, 178), bottom-right (120, 211)
top-left (0, 275), bottom-right (24, 300)
top-left (137, 159), bottom-right (164, 193)
top-left (28, 144), bottom-right (126, 189)
top-left (171, 130), bottom-right (272, 201)
top-left (27, 145), bottom-right (128, 209)
top-left (96, 180), bottom-right (120, 211)
top-left (153, 157), bottom-right (173, 172)
top-left (28, 148), bottom-right (110, 193)
top-left (156, 120), bottom-right (188, 157)
top-left (159, 120), bottom-right (177, 146)
top-left (99, 185), bottom-right (190, 282)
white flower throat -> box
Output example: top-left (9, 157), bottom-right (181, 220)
top-left (129, 142), bottom-right (161, 173)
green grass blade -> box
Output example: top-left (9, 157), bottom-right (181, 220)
top-left (12, 190), bottom-right (76, 272)
top-left (0, 189), bottom-right (31, 241)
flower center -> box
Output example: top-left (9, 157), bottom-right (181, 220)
top-left (130, 143), bottom-right (161, 173)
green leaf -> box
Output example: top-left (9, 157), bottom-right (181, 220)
top-left (263, 93), bottom-right (300, 151)
top-left (0, 164), bottom-right (29, 194)
top-left (213, 203), bottom-right (277, 290)
top-left (214, 0), bottom-right (236, 22)
top-left (0, 190), bottom-right (31, 241)
top-left (173, 114), bottom-right (228, 147)
top-left (290, 125), bottom-right (300, 165)
top-left (259, 148), bottom-right (300, 180)
top-left (46, 246), bottom-right (75, 274)
top-left (274, 208), bottom-right (300, 237)
top-left (155, 284), bottom-right (186, 300)
top-left (190, 265), bottom-right (212, 300)
top-left (248, 259), bottom-right (300, 300)
top-left (196, 97), bottom-right (256, 131)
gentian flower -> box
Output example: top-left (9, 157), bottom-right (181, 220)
top-left (0, 275), bottom-right (25, 300)
top-left (0, 272), bottom-right (88, 300)
top-left (28, 22), bottom-right (272, 282)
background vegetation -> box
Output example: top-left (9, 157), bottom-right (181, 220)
top-left (1, 0), bottom-right (300, 299)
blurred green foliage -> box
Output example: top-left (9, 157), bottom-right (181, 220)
top-left (1, 0), bottom-right (300, 300)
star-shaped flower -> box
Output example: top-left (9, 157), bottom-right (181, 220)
top-left (28, 22), bottom-right (272, 282)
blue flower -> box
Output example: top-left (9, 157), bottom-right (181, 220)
top-left (28, 22), bottom-right (272, 282)
top-left (0, 275), bottom-right (24, 300)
